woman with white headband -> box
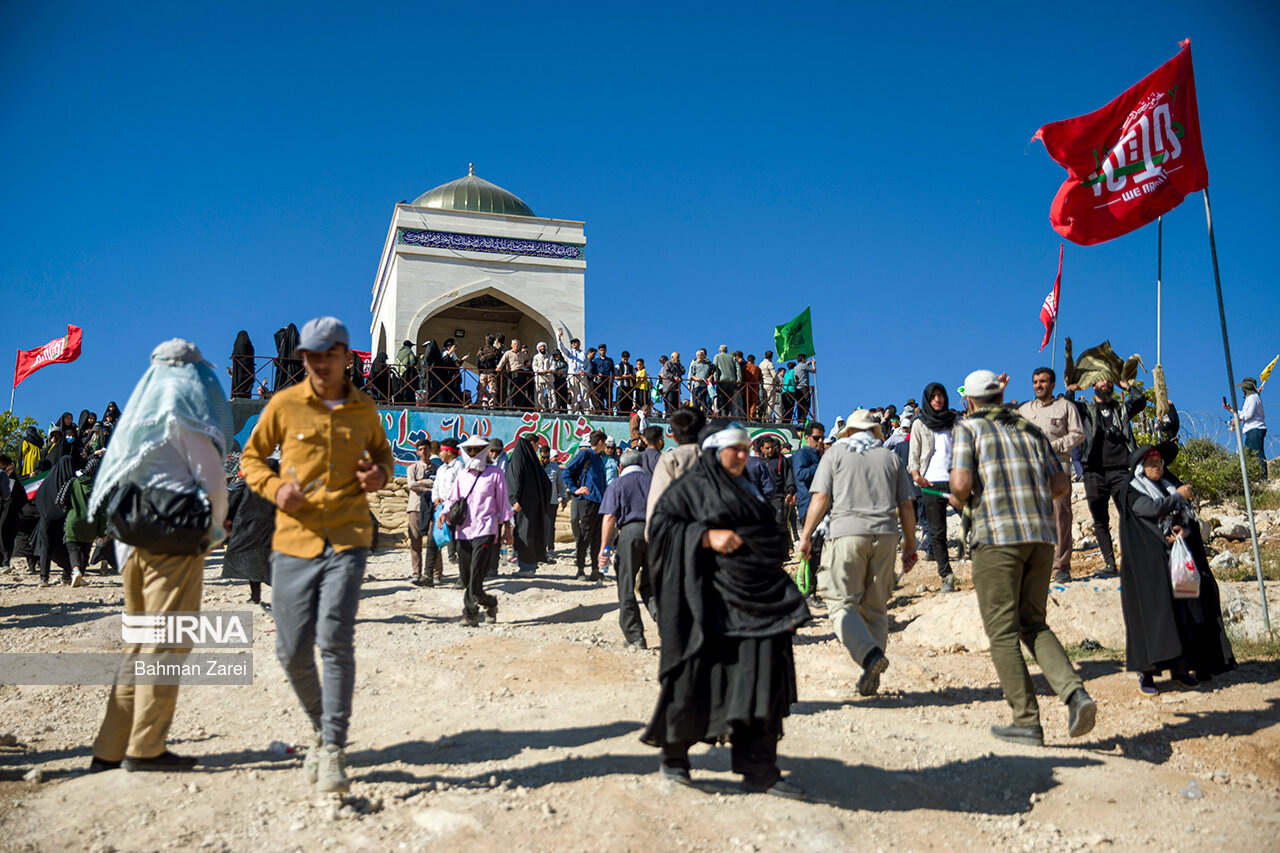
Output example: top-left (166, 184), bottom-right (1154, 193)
top-left (642, 423), bottom-right (810, 799)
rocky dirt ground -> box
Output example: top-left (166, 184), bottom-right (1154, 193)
top-left (1, 529), bottom-right (1277, 853)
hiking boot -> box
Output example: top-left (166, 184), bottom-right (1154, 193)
top-left (741, 777), bottom-right (807, 800)
top-left (857, 650), bottom-right (889, 696)
top-left (990, 724), bottom-right (1044, 747)
top-left (1066, 687), bottom-right (1097, 737)
top-left (939, 574), bottom-right (957, 593)
top-left (70, 569), bottom-right (85, 587)
top-left (122, 750), bottom-right (199, 772)
top-left (1052, 569), bottom-right (1072, 585)
top-left (315, 744), bottom-right (350, 793)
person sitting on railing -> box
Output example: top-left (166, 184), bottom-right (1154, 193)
top-left (533, 342), bottom-right (556, 411)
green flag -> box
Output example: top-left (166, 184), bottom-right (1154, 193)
top-left (773, 307), bottom-right (814, 362)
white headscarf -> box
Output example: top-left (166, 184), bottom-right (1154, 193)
top-left (701, 426), bottom-right (751, 450)
top-left (90, 339), bottom-right (233, 519)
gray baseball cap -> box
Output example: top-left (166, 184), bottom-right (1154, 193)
top-left (297, 316), bottom-right (350, 352)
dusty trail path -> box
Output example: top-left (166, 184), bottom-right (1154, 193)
top-left (0, 548), bottom-right (1277, 852)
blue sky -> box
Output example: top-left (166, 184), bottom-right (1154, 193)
top-left (3, 2), bottom-right (1277, 448)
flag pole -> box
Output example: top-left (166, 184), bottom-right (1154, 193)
top-left (1156, 216), bottom-right (1162, 365)
top-left (1204, 188), bottom-right (1270, 632)
top-left (1050, 317), bottom-right (1058, 374)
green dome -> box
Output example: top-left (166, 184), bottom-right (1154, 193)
top-left (412, 165), bottom-right (535, 217)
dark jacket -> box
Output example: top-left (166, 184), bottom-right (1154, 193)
top-left (1075, 390), bottom-right (1147, 465)
top-left (760, 453), bottom-right (796, 499)
top-left (792, 445), bottom-right (821, 518)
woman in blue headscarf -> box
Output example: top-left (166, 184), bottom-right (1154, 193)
top-left (87, 338), bottom-right (232, 775)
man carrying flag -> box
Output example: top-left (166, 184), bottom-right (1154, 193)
top-left (1035, 40), bottom-right (1207, 245)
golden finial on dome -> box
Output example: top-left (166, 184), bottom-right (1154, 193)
top-left (468, 163), bottom-right (474, 176)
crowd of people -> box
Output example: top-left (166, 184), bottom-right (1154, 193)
top-left (0, 315), bottom-right (1250, 801)
top-left (228, 326), bottom-right (819, 423)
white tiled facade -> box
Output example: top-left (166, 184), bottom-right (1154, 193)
top-left (370, 204), bottom-right (586, 360)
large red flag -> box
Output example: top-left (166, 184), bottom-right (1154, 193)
top-left (13, 324), bottom-right (82, 389)
top-left (1039, 244), bottom-right (1062, 351)
top-left (1035, 40), bottom-right (1207, 246)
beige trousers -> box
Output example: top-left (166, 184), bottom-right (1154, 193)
top-left (93, 547), bottom-right (204, 761)
top-left (819, 533), bottom-right (898, 668)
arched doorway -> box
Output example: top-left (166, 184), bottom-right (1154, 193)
top-left (415, 291), bottom-right (554, 367)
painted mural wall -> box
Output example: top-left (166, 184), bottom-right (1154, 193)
top-left (230, 403), bottom-right (800, 471)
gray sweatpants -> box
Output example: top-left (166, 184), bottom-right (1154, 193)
top-left (271, 545), bottom-right (366, 747)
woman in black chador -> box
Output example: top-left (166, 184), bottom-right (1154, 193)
top-left (643, 425), bottom-right (810, 799)
top-left (421, 339), bottom-right (445, 405)
top-left (273, 323), bottom-right (301, 391)
top-left (1118, 445), bottom-right (1235, 694)
top-left (222, 454), bottom-right (277, 610)
top-left (504, 436), bottom-right (551, 574)
top-left (231, 331), bottom-right (255, 398)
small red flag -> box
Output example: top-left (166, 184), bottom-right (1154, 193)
top-left (13, 324), bottom-right (82, 389)
top-left (1039, 245), bottom-right (1063, 351)
top-left (1035, 40), bottom-right (1208, 246)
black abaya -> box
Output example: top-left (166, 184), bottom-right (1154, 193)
top-left (1118, 461), bottom-right (1235, 677)
top-left (222, 477), bottom-right (276, 584)
top-left (231, 330), bottom-right (255, 398)
top-left (370, 353), bottom-right (391, 402)
top-left (32, 457), bottom-right (74, 577)
top-left (642, 448), bottom-right (809, 749)
top-left (505, 439), bottom-right (551, 565)
top-left (422, 340), bottom-right (444, 404)
top-left (273, 324), bottom-right (301, 391)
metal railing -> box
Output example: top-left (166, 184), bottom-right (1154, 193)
top-left (229, 356), bottom-right (819, 424)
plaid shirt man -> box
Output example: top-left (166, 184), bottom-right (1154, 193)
top-left (951, 407), bottom-right (1062, 546)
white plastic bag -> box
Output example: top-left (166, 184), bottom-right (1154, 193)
top-left (1169, 535), bottom-right (1201, 599)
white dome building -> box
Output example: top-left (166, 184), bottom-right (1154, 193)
top-left (370, 165), bottom-right (586, 361)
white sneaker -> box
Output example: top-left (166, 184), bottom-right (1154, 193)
top-left (71, 569), bottom-right (84, 588)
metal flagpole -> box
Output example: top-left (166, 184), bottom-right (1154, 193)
top-left (1204, 188), bottom-right (1270, 632)
top-left (1157, 216), bottom-right (1163, 365)
top-left (1050, 317), bottom-right (1058, 374)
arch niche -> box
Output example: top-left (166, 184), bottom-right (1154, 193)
top-left (412, 285), bottom-right (555, 368)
